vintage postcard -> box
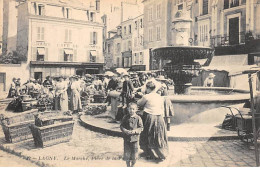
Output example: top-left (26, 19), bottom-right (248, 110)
top-left (0, 0), bottom-right (259, 167)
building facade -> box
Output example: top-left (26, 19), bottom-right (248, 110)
top-left (16, 0), bottom-right (104, 81)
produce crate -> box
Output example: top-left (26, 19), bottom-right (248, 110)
top-left (0, 109), bottom-right (38, 143)
top-left (22, 100), bottom-right (38, 112)
top-left (83, 103), bottom-right (107, 115)
top-left (30, 121), bottom-right (74, 147)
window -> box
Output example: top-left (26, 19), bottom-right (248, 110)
top-left (36, 47), bottom-right (45, 61)
top-left (107, 44), bottom-right (111, 53)
top-left (90, 12), bottom-right (95, 22)
top-left (116, 43), bottom-right (121, 53)
top-left (37, 27), bottom-right (44, 41)
top-left (65, 29), bottom-right (72, 42)
top-left (90, 32), bottom-right (97, 44)
top-left (128, 41), bottom-right (132, 51)
top-left (135, 53), bottom-right (139, 64)
top-left (140, 52), bottom-right (143, 64)
top-left (135, 21), bottom-right (138, 30)
top-left (65, 8), bottom-right (71, 19)
top-left (176, 0), bottom-right (183, 11)
top-left (199, 23), bottom-right (209, 43)
top-left (156, 26), bottom-right (161, 41)
top-left (90, 51), bottom-right (97, 62)
top-left (64, 49), bottom-right (73, 61)
top-left (224, 0), bottom-right (229, 9)
top-left (156, 4), bottom-right (161, 19)
top-left (124, 26), bottom-right (126, 35)
top-left (202, 0), bottom-right (208, 15)
top-left (117, 57), bottom-right (120, 67)
top-left (140, 19), bottom-right (143, 28)
top-left (129, 25), bottom-right (131, 34)
top-left (134, 38), bottom-right (137, 47)
top-left (140, 35), bottom-right (143, 45)
top-left (148, 7), bottom-right (153, 21)
top-left (148, 28), bottom-right (153, 42)
top-left (37, 4), bottom-right (45, 16)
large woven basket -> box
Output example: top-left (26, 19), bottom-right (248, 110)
top-left (0, 109), bottom-right (37, 143)
top-left (30, 121), bottom-right (74, 148)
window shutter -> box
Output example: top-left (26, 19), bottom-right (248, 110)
top-left (95, 32), bottom-right (97, 44)
top-left (42, 6), bottom-right (45, 16)
top-left (41, 27), bottom-right (45, 40)
top-left (90, 32), bottom-right (93, 44)
top-left (69, 30), bottom-right (72, 42)
top-left (32, 47), bottom-right (37, 61)
top-left (37, 27), bottom-right (40, 40)
top-left (59, 49), bottom-right (64, 61)
top-left (73, 49), bottom-right (77, 62)
top-left (65, 29), bottom-right (68, 42)
top-left (45, 47), bottom-right (48, 61)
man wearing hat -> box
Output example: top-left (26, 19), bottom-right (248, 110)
top-left (203, 73), bottom-right (215, 87)
top-left (105, 73), bottom-right (119, 105)
top-left (121, 73), bottom-right (134, 107)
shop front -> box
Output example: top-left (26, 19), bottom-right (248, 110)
top-left (30, 61), bottom-right (104, 81)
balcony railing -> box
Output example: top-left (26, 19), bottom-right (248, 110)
top-left (210, 32), bottom-right (245, 47)
top-left (210, 32), bottom-right (260, 47)
top-left (224, 0), bottom-right (246, 10)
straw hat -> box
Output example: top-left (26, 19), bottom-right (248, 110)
top-left (156, 75), bottom-right (167, 81)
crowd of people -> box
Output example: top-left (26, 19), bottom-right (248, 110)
top-left (7, 71), bottom-right (175, 166)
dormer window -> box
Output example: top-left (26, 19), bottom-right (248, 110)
top-left (37, 4), bottom-right (45, 16)
top-left (176, 0), bottom-right (183, 11)
top-left (90, 12), bottom-right (95, 22)
top-left (64, 8), bottom-right (71, 19)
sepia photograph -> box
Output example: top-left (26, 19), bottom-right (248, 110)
top-left (0, 0), bottom-right (259, 167)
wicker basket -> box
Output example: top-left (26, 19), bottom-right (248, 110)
top-left (1, 120), bottom-right (34, 143)
top-left (0, 109), bottom-right (37, 143)
top-left (30, 121), bottom-right (74, 147)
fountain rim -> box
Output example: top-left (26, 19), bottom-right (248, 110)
top-left (152, 46), bottom-right (214, 51)
top-left (167, 87), bottom-right (250, 103)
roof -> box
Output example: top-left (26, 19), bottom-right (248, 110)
top-left (29, 0), bottom-right (91, 9)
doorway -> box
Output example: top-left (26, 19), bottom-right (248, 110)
top-left (34, 72), bottom-right (42, 83)
top-left (229, 17), bottom-right (239, 45)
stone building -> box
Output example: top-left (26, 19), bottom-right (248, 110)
top-left (16, 0), bottom-right (104, 81)
top-left (0, 0), bottom-right (103, 94)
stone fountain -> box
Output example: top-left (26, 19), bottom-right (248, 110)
top-left (150, 4), bottom-right (250, 124)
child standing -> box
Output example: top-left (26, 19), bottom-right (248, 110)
top-left (120, 103), bottom-right (143, 167)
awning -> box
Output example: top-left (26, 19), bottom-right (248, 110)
top-left (209, 55), bottom-right (248, 66)
top-left (90, 51), bottom-right (97, 56)
top-left (64, 49), bottom-right (73, 55)
top-left (37, 48), bottom-right (45, 55)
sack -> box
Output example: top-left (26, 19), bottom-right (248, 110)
top-left (222, 114), bottom-right (236, 130)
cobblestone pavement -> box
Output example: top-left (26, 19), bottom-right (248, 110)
top-left (0, 149), bottom-right (38, 167)
top-left (0, 117), bottom-right (258, 167)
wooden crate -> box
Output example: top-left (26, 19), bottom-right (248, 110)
top-left (0, 109), bottom-right (38, 143)
top-left (30, 121), bottom-right (74, 147)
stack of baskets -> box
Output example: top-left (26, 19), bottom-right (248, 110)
top-left (0, 109), bottom-right (38, 143)
top-left (30, 111), bottom-right (74, 148)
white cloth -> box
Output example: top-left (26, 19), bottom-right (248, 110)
top-left (137, 92), bottom-right (164, 116)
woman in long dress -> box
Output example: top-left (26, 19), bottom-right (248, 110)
top-left (70, 76), bottom-right (82, 113)
top-left (55, 77), bottom-right (68, 112)
top-left (137, 81), bottom-right (168, 161)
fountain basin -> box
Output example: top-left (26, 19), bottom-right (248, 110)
top-left (108, 87), bottom-right (250, 124)
top-left (168, 87), bottom-right (250, 124)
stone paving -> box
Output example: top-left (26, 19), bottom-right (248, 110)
top-left (0, 105), bottom-right (259, 167)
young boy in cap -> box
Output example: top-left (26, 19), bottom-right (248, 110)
top-left (120, 102), bottom-right (143, 167)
